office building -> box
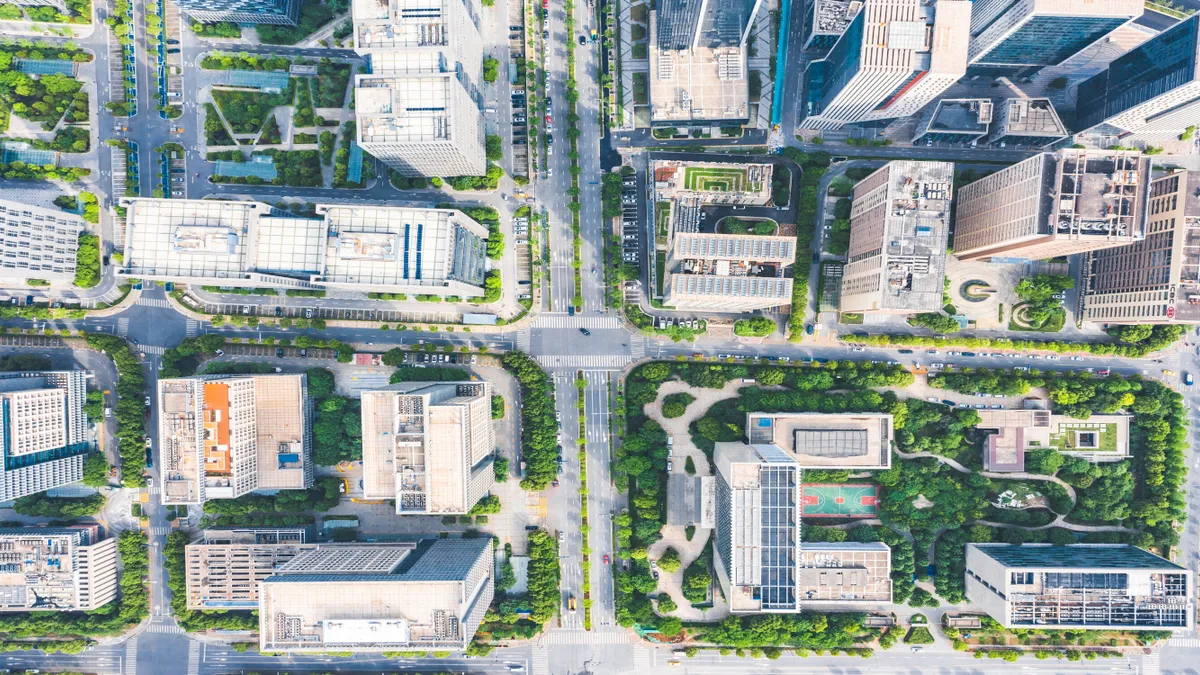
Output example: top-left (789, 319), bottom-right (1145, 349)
top-left (158, 374), bottom-right (313, 506)
top-left (965, 544), bottom-right (1194, 630)
top-left (976, 406), bottom-right (1130, 472)
top-left (351, 0), bottom-right (485, 176)
top-left (1084, 170), bottom-right (1200, 324)
top-left (966, 0), bottom-right (1139, 70)
top-left (839, 160), bottom-right (953, 314)
top-left (953, 150), bottom-right (1151, 261)
top-left (651, 160), bottom-right (791, 311)
top-left (986, 98), bottom-right (1066, 149)
top-left (648, 0), bottom-right (761, 125)
top-left (801, 0), bottom-right (863, 52)
top-left (175, 0), bottom-right (299, 26)
top-left (1075, 15), bottom-right (1200, 141)
top-left (354, 72), bottom-right (486, 177)
top-left (743, 411), bottom-right (893, 470)
top-left (0, 371), bottom-right (88, 501)
top-left (712, 443), bottom-right (891, 613)
top-left (352, 0), bottom-right (482, 80)
top-left (120, 199), bottom-right (489, 299)
top-left (360, 381), bottom-right (494, 515)
top-left (258, 538), bottom-right (493, 652)
top-left (0, 526), bottom-right (118, 612)
top-left (911, 99), bottom-right (993, 145)
top-left (8, 0), bottom-right (67, 12)
top-left (0, 199), bottom-right (84, 286)
top-left (184, 528), bottom-right (311, 611)
top-left (799, 0), bottom-right (970, 131)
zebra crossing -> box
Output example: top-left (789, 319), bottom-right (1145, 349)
top-left (630, 338), bottom-right (646, 360)
top-left (124, 637), bottom-right (137, 675)
top-left (516, 327), bottom-right (531, 352)
top-left (544, 628), bottom-right (630, 645)
top-left (144, 622), bottom-right (183, 634)
top-left (149, 526), bottom-right (171, 536)
top-left (1144, 651), bottom-right (1160, 675)
top-left (1169, 638), bottom-right (1200, 648)
top-left (137, 298), bottom-right (171, 309)
top-left (117, 318), bottom-right (129, 336)
top-left (187, 639), bottom-right (201, 675)
top-left (147, 483), bottom-right (158, 495)
top-left (536, 354), bottom-right (630, 370)
top-left (138, 345), bottom-right (166, 356)
top-left (531, 643), bottom-right (548, 675)
top-left (185, 319), bottom-right (199, 338)
top-left (632, 646), bottom-right (651, 671)
top-left (534, 315), bottom-right (623, 329)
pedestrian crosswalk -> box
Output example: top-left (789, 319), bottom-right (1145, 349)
top-left (117, 318), bottom-right (129, 337)
top-left (537, 354), bottom-right (630, 370)
top-left (544, 628), bottom-right (630, 645)
top-left (531, 643), bottom-right (548, 675)
top-left (185, 319), bottom-right (199, 338)
top-left (630, 338), bottom-right (645, 360)
top-left (632, 646), bottom-right (651, 671)
top-left (137, 298), bottom-right (171, 309)
top-left (187, 639), bottom-right (201, 675)
top-left (517, 327), bottom-right (531, 352)
top-left (145, 622), bottom-right (183, 634)
top-left (149, 526), bottom-right (171, 536)
top-left (534, 315), bottom-right (623, 329)
top-left (1169, 638), bottom-right (1200, 648)
top-left (124, 637), bottom-right (138, 675)
top-left (1144, 651), bottom-right (1160, 675)
top-left (147, 483), bottom-right (158, 495)
top-left (138, 345), bottom-right (166, 355)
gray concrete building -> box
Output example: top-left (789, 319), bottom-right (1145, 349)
top-left (0, 525), bottom-right (119, 612)
top-left (0, 370), bottom-right (88, 502)
top-left (839, 160), bottom-right (953, 314)
top-left (360, 381), bottom-right (495, 515)
top-left (258, 538), bottom-right (493, 652)
top-left (184, 528), bottom-right (311, 611)
top-left (1083, 170), bottom-right (1200, 324)
top-left (953, 150), bottom-right (1151, 261)
top-left (986, 98), bottom-right (1066, 149)
top-left (965, 544), bottom-right (1193, 630)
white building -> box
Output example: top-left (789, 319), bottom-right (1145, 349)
top-left (0, 371), bottom-right (89, 501)
top-left (0, 199), bottom-right (84, 286)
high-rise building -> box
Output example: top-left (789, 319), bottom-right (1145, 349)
top-left (184, 528), bottom-right (312, 611)
top-left (354, 73), bottom-right (486, 177)
top-left (712, 443), bottom-right (892, 613)
top-left (258, 538), bottom-right (493, 652)
top-left (1083, 170), bottom-right (1200, 324)
top-left (953, 150), bottom-right (1151, 261)
top-left (965, 544), bottom-right (1194, 630)
top-left (0, 526), bottom-right (118, 612)
top-left (801, 0), bottom-right (863, 53)
top-left (966, 0), bottom-right (1139, 70)
top-left (839, 160), bottom-right (953, 314)
top-left (0, 370), bottom-right (88, 501)
top-left (0, 199), bottom-right (84, 286)
top-left (351, 0), bottom-right (485, 176)
top-left (360, 381), bottom-right (494, 515)
top-left (174, 0), bottom-right (298, 26)
top-left (158, 374), bottom-right (313, 506)
top-left (120, 199), bottom-right (490, 299)
top-left (1075, 15), bottom-right (1200, 141)
top-left (798, 0), bottom-right (971, 131)
top-left (657, 0), bottom-right (761, 51)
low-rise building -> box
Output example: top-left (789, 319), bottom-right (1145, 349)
top-left (912, 99), bottom-right (993, 146)
top-left (1083, 170), bottom-right (1200, 324)
top-left (0, 525), bottom-right (118, 612)
top-left (184, 528), bottom-right (311, 611)
top-left (120, 199), bottom-right (489, 299)
top-left (976, 407), bottom-right (1130, 472)
top-left (0, 370), bottom-right (88, 501)
top-left (743, 411), bottom-right (893, 470)
top-left (965, 544), bottom-right (1193, 630)
top-left (953, 150), bottom-right (1151, 261)
top-left (0, 199), bottom-right (85, 286)
top-left (360, 381), bottom-right (494, 515)
top-left (158, 374), bottom-right (313, 506)
top-left (839, 160), bottom-right (953, 315)
top-left (258, 538), bottom-right (493, 652)
top-left (986, 98), bottom-right (1067, 149)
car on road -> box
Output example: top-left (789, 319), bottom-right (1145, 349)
top-left (579, 328), bottom-right (590, 336)
top-left (579, 35), bottom-right (587, 45)
top-left (961, 352), bottom-right (976, 357)
top-left (525, 525), bottom-right (539, 531)
top-left (145, 437), bottom-right (152, 448)
top-left (144, 396), bottom-right (151, 407)
top-left (666, 460), bottom-right (673, 471)
top-left (558, 530), bottom-right (565, 543)
top-left (941, 400), bottom-right (955, 406)
top-left (1164, 370), bottom-right (1177, 377)
top-left (929, 363), bottom-right (944, 369)
top-left (926, 397), bottom-right (938, 402)
top-left (567, 305), bottom-right (574, 316)
top-left (551, 478), bottom-right (559, 487)
top-left (215, 349), bottom-right (225, 356)
top-left (276, 349), bottom-right (285, 358)
top-left (603, 554), bottom-right (610, 564)
top-left (973, 404), bottom-right (986, 409)
top-left (990, 404), bottom-right (1003, 409)
top-left (1187, 372), bottom-right (1194, 386)
top-left (556, 411), bottom-right (562, 422)
top-left (898, 349), bottom-right (913, 354)
top-left (852, 347), bottom-right (864, 352)
top-left (304, 309), bottom-right (313, 318)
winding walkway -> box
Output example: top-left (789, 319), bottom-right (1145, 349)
top-left (895, 449), bottom-right (1138, 534)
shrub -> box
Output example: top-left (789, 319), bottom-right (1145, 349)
top-left (661, 392), bottom-right (695, 419)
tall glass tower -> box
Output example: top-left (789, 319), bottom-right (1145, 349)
top-left (967, 0), bottom-right (1140, 68)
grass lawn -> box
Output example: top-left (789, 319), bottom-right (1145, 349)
top-left (632, 42), bottom-right (647, 60)
top-left (1008, 303), bottom-right (1065, 332)
top-left (655, 201), bottom-right (671, 246)
top-left (655, 250), bottom-right (666, 296)
top-left (633, 72), bottom-right (648, 104)
top-left (683, 166), bottom-right (759, 192)
top-left (1049, 422), bottom-right (1118, 453)
top-left (630, 2), bottom-right (647, 22)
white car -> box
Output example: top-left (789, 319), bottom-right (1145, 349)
top-left (1070, 356), bottom-right (1083, 361)
top-left (930, 363), bottom-right (945, 369)
top-left (852, 347), bottom-right (865, 352)
top-left (558, 531), bottom-right (565, 543)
